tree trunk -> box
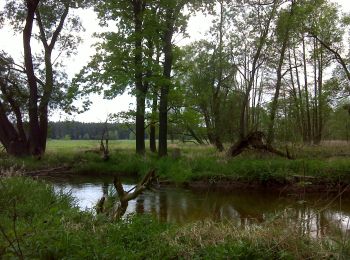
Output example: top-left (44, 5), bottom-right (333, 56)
top-left (150, 89), bottom-right (158, 153)
top-left (0, 101), bottom-right (29, 156)
top-left (133, 0), bottom-right (146, 155)
top-left (23, 0), bottom-right (41, 156)
top-left (267, 8), bottom-right (292, 145)
top-left (39, 50), bottom-right (53, 153)
top-left (146, 37), bottom-right (157, 153)
top-left (302, 35), bottom-right (312, 144)
top-left (158, 8), bottom-right (175, 157)
top-left (136, 91), bottom-right (146, 155)
top-left (212, 0), bottom-right (225, 152)
top-left (315, 45), bottom-right (324, 144)
top-left (158, 85), bottom-right (169, 157)
top-left (36, 5), bottom-right (69, 153)
top-left (293, 46), bottom-right (307, 142)
top-left (288, 50), bottom-right (303, 140)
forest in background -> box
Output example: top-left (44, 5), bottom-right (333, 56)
top-left (48, 108), bottom-right (350, 142)
top-left (48, 122), bottom-right (134, 140)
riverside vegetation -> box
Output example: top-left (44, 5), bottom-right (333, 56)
top-left (1, 176), bottom-right (350, 259)
top-left (1, 140), bottom-right (350, 189)
top-left (0, 140), bottom-right (350, 259)
top-left (1, 141), bottom-right (350, 258)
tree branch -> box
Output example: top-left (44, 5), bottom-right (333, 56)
top-left (311, 34), bottom-right (350, 84)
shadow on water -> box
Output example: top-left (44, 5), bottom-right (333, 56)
top-left (43, 175), bottom-right (350, 237)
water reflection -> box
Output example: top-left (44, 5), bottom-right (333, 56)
top-left (47, 176), bottom-right (350, 236)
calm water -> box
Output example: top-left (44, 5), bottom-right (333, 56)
top-left (44, 175), bottom-right (350, 237)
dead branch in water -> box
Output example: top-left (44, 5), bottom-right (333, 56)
top-left (97, 169), bottom-right (157, 221)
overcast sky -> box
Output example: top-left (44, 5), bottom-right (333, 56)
top-left (0, 0), bottom-right (349, 122)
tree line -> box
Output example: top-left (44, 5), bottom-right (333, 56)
top-left (0, 0), bottom-right (349, 157)
top-left (48, 122), bottom-right (135, 140)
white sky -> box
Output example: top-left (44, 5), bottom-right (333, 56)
top-left (0, 0), bottom-right (349, 122)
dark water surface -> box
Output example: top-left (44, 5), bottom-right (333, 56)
top-left (44, 175), bottom-right (350, 237)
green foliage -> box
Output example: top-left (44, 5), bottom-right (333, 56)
top-left (1, 0), bottom-right (85, 108)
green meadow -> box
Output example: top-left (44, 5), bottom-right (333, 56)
top-left (1, 140), bottom-right (350, 187)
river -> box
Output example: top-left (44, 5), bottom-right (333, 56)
top-left (43, 174), bottom-right (350, 238)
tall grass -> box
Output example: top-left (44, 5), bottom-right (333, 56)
top-left (165, 218), bottom-right (350, 259)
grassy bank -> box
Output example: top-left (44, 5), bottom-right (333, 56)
top-left (1, 140), bottom-right (350, 189)
top-left (0, 177), bottom-right (349, 259)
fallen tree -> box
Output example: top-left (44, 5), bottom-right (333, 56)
top-left (227, 131), bottom-right (293, 159)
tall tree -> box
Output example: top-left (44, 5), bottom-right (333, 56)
top-left (157, 0), bottom-right (216, 156)
top-left (237, 0), bottom-right (279, 140)
top-left (0, 0), bottom-right (84, 156)
top-left (266, 1), bottom-right (296, 145)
